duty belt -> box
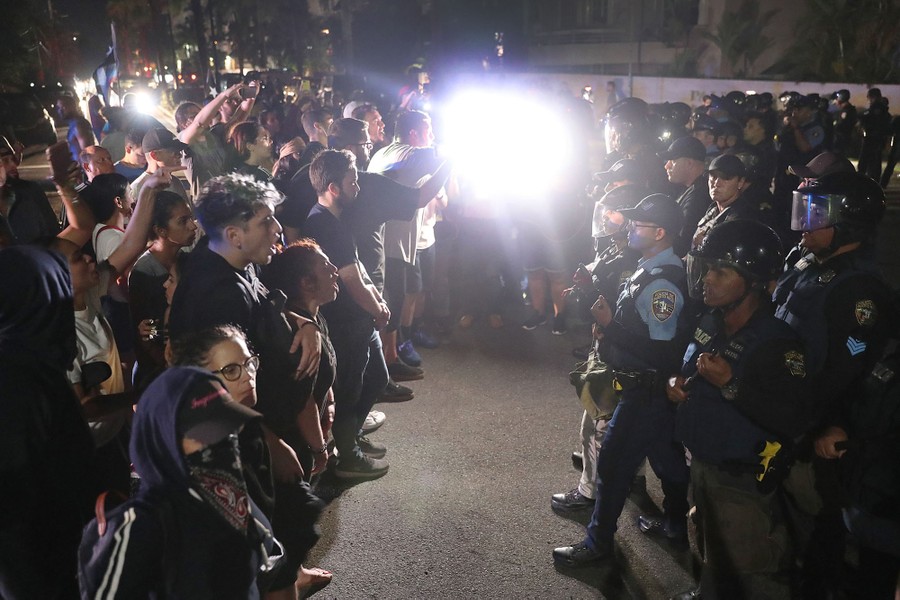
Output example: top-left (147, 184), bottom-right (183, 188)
top-left (612, 369), bottom-right (660, 392)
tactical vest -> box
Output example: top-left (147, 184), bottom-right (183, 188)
top-left (773, 253), bottom-right (882, 375)
top-left (606, 263), bottom-right (685, 371)
top-left (676, 312), bottom-right (794, 464)
top-left (591, 243), bottom-right (638, 304)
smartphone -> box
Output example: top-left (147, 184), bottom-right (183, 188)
top-left (241, 82), bottom-right (260, 100)
top-left (46, 141), bottom-right (76, 184)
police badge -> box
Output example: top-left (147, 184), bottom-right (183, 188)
top-left (651, 289), bottom-right (676, 322)
top-left (855, 299), bottom-right (877, 326)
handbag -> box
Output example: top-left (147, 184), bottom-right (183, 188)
top-left (569, 349), bottom-right (620, 421)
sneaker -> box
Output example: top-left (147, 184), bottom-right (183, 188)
top-left (521, 312), bottom-right (547, 331)
top-left (488, 314), bottom-right (504, 329)
top-left (551, 488), bottom-right (596, 512)
top-left (397, 340), bottom-right (423, 367)
top-left (387, 360), bottom-right (424, 382)
top-left (361, 410), bottom-right (386, 434)
top-left (411, 328), bottom-right (440, 349)
top-left (334, 454), bottom-right (389, 480)
top-left (357, 435), bottom-right (387, 458)
top-left (551, 314), bottom-right (567, 335)
top-left (378, 380), bottom-right (415, 402)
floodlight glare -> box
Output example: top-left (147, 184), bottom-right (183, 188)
top-left (441, 88), bottom-right (574, 201)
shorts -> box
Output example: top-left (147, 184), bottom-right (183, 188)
top-left (384, 257), bottom-right (422, 328)
top-left (417, 244), bottom-right (435, 293)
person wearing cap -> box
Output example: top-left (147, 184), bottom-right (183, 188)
top-left (593, 158), bottom-right (647, 195)
top-left (774, 95), bottom-right (826, 206)
top-left (691, 114), bottom-right (720, 157)
top-left (78, 367), bottom-right (283, 598)
top-left (551, 185), bottom-right (643, 513)
top-left (772, 171), bottom-right (893, 599)
top-left (741, 111), bottom-right (777, 192)
top-left (688, 154), bottom-right (762, 253)
top-left (131, 127), bottom-right (190, 204)
top-left (554, 193), bottom-right (690, 567)
top-left (0, 135), bottom-right (61, 244)
top-left (79, 145), bottom-right (115, 183)
top-left (857, 88), bottom-right (891, 182)
top-left (831, 89), bottom-right (857, 159)
top-left (669, 220), bottom-right (810, 600)
top-left (660, 136), bottom-right (712, 257)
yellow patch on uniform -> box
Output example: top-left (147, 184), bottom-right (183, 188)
top-left (855, 299), bottom-right (877, 327)
top-left (784, 350), bottom-right (806, 377)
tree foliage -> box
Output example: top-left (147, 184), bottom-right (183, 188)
top-left (701, 0), bottom-right (777, 78)
top-left (770, 0), bottom-right (900, 82)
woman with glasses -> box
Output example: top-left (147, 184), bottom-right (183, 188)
top-left (171, 325), bottom-right (331, 599)
top-left (230, 121), bottom-right (275, 182)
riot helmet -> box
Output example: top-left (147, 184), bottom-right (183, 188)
top-left (687, 219), bottom-right (783, 303)
top-left (604, 97), bottom-right (650, 154)
top-left (791, 171), bottom-right (885, 233)
top-left (592, 184), bottom-right (643, 243)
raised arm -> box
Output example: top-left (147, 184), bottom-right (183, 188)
top-left (178, 84), bottom-right (243, 145)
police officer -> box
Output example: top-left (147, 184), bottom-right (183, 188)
top-left (831, 89), bottom-right (857, 159)
top-left (669, 220), bottom-right (810, 600)
top-left (857, 88), bottom-right (892, 182)
top-left (773, 170), bottom-right (893, 598)
top-left (553, 194), bottom-right (690, 566)
top-left (659, 136), bottom-right (712, 258)
top-left (774, 95), bottom-right (826, 207)
top-left (553, 185), bottom-right (643, 512)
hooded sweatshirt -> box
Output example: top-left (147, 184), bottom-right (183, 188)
top-left (78, 367), bottom-right (279, 599)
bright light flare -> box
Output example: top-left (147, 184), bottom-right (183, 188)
top-left (132, 91), bottom-right (155, 113)
top-left (441, 89), bottom-right (574, 201)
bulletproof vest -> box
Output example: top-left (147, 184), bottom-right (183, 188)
top-left (676, 311), bottom-right (787, 463)
top-left (773, 252), bottom-right (882, 375)
top-left (614, 263), bottom-right (684, 339)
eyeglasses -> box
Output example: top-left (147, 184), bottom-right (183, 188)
top-left (627, 222), bottom-right (660, 230)
top-left (353, 141), bottom-right (374, 150)
top-left (213, 355), bottom-right (260, 381)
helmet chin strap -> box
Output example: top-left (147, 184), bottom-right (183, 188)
top-left (720, 275), bottom-right (757, 315)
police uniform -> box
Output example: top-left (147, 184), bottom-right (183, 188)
top-left (572, 240), bottom-right (639, 502)
top-left (832, 102), bottom-right (857, 158)
top-left (583, 246), bottom-right (690, 552)
top-left (773, 248), bottom-right (892, 598)
top-left (858, 98), bottom-right (892, 182)
top-left (676, 310), bottom-right (809, 599)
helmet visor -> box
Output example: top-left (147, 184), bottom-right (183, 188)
top-left (791, 190), bottom-right (844, 231)
top-left (684, 254), bottom-right (709, 300)
top-left (592, 202), bottom-right (626, 239)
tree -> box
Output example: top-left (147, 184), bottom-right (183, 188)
top-left (701, 0), bottom-right (777, 78)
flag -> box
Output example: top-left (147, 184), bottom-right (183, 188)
top-left (93, 24), bottom-right (118, 105)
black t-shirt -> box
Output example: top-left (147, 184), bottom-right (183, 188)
top-left (301, 204), bottom-right (371, 323)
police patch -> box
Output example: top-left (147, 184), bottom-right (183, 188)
top-left (651, 289), bottom-right (676, 322)
top-left (784, 351), bottom-right (806, 377)
top-left (855, 300), bottom-right (877, 327)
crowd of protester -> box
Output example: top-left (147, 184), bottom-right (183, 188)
top-left (0, 73), bottom-right (899, 600)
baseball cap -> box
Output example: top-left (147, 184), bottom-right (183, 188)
top-left (707, 154), bottom-right (747, 179)
top-left (659, 136), bottom-right (706, 162)
top-left (177, 376), bottom-right (261, 446)
top-left (619, 193), bottom-right (683, 235)
top-left (789, 151), bottom-right (855, 179)
top-left (594, 159), bottom-right (642, 183)
top-left (692, 114), bottom-right (719, 134)
top-left (142, 128), bottom-right (190, 154)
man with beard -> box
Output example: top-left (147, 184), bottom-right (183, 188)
top-left (302, 149), bottom-right (392, 479)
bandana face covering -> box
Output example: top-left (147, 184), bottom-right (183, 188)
top-left (185, 433), bottom-right (250, 533)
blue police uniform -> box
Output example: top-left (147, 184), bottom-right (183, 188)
top-left (584, 246), bottom-right (690, 551)
top-left (675, 309), bottom-right (809, 598)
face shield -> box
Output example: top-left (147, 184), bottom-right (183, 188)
top-left (592, 203), bottom-right (627, 239)
top-left (684, 254), bottom-right (709, 299)
top-left (791, 190), bottom-right (844, 231)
